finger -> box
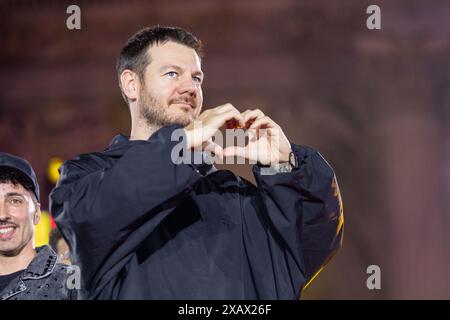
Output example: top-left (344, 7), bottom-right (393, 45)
top-left (265, 127), bottom-right (282, 137)
top-left (248, 116), bottom-right (277, 130)
top-left (213, 109), bottom-right (245, 128)
top-left (225, 118), bottom-right (241, 129)
top-left (217, 104), bottom-right (248, 127)
top-left (198, 108), bottom-right (244, 133)
top-left (241, 109), bottom-right (265, 126)
top-left (246, 128), bottom-right (258, 141)
top-left (199, 103), bottom-right (237, 120)
top-left (222, 146), bottom-right (247, 159)
top-left (215, 103), bottom-right (240, 115)
top-left (203, 139), bottom-right (224, 159)
top-left (188, 109), bottom-right (243, 148)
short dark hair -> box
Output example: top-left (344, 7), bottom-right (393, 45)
top-left (116, 25), bottom-right (204, 103)
top-left (0, 167), bottom-right (38, 205)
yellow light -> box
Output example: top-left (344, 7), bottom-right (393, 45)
top-left (48, 157), bottom-right (63, 184)
top-left (35, 210), bottom-right (52, 247)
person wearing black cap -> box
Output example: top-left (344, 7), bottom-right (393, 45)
top-left (0, 152), bottom-right (76, 300)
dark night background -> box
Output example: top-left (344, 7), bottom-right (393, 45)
top-left (0, 0), bottom-right (449, 299)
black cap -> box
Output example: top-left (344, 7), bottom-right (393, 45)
top-left (0, 152), bottom-right (40, 202)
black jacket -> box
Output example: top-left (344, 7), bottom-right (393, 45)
top-left (0, 245), bottom-right (77, 300)
top-left (50, 125), bottom-right (344, 299)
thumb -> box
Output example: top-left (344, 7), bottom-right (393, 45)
top-left (203, 139), bottom-right (224, 160)
top-left (222, 146), bottom-right (247, 159)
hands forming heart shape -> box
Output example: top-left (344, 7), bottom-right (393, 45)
top-left (184, 103), bottom-right (292, 165)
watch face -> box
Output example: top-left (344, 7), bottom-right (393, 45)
top-left (289, 152), bottom-right (298, 168)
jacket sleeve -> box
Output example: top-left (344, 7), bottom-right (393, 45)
top-left (252, 143), bottom-right (344, 296)
top-left (49, 125), bottom-right (202, 291)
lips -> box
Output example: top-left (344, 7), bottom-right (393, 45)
top-left (173, 102), bottom-right (193, 108)
top-left (0, 225), bottom-right (17, 239)
top-left (170, 98), bottom-right (195, 109)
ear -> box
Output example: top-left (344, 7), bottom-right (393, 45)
top-left (33, 203), bottom-right (41, 226)
top-left (120, 69), bottom-right (141, 102)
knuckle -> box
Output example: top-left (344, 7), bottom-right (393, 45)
top-left (214, 105), bottom-right (225, 112)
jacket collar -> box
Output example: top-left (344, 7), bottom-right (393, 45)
top-left (107, 124), bottom-right (184, 149)
top-left (0, 245), bottom-right (58, 300)
top-left (104, 124), bottom-right (183, 157)
top-left (21, 245), bottom-right (58, 280)
top-left (106, 125), bottom-right (216, 176)
top-left (109, 133), bottom-right (132, 147)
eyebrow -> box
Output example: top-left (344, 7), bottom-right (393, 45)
top-left (5, 192), bottom-right (27, 200)
top-left (5, 192), bottom-right (26, 198)
top-left (159, 65), bottom-right (204, 78)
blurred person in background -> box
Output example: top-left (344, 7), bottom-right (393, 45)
top-left (49, 227), bottom-right (71, 265)
top-left (50, 25), bottom-right (344, 299)
top-left (0, 152), bottom-right (76, 300)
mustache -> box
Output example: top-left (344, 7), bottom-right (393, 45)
top-left (169, 96), bottom-right (196, 108)
top-left (0, 220), bottom-right (18, 227)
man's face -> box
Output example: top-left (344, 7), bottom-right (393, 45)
top-left (0, 182), bottom-right (39, 257)
top-left (137, 41), bottom-right (204, 127)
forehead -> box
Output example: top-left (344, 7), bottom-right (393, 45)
top-left (146, 41), bottom-right (202, 71)
top-left (0, 181), bottom-right (30, 197)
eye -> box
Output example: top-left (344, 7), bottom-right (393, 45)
top-left (192, 76), bottom-right (202, 83)
top-left (9, 197), bottom-right (23, 206)
top-left (165, 71), bottom-right (178, 78)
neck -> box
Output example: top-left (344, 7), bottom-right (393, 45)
top-left (129, 118), bottom-right (161, 141)
top-left (0, 243), bottom-right (36, 276)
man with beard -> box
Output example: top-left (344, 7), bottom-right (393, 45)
top-left (50, 26), bottom-right (344, 299)
top-left (0, 153), bottom-right (76, 300)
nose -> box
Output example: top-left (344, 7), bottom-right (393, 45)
top-left (177, 75), bottom-right (197, 96)
top-left (0, 204), bottom-right (10, 222)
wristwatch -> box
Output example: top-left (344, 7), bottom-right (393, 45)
top-left (259, 151), bottom-right (299, 172)
top-left (288, 151), bottom-right (299, 170)
top-left (276, 151), bottom-right (298, 173)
